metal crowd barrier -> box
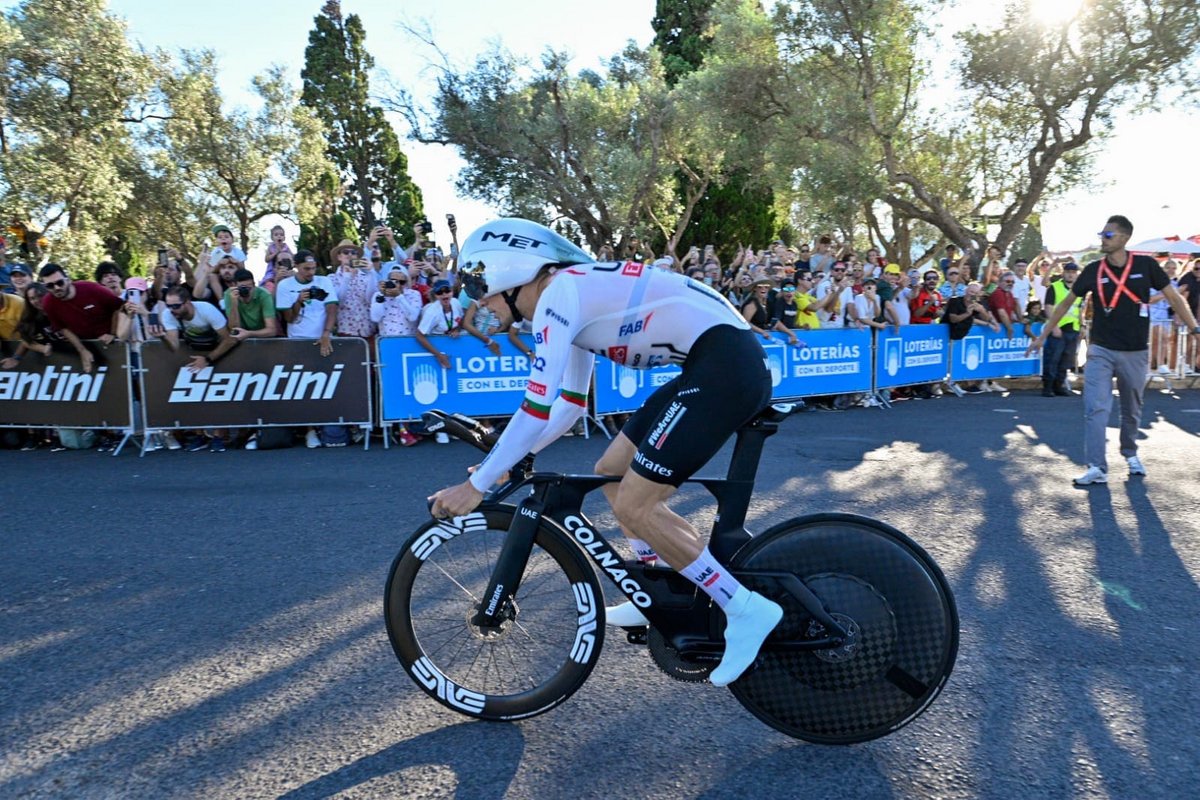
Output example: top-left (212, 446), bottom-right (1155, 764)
top-left (10, 326), bottom-right (1200, 454)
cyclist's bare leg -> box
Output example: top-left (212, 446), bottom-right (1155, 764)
top-left (595, 433), bottom-right (671, 564)
top-left (607, 470), bottom-right (701, 569)
top-left (609, 468), bottom-right (782, 686)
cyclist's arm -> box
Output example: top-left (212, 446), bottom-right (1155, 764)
top-left (530, 346), bottom-right (594, 453)
top-left (468, 280), bottom-right (581, 491)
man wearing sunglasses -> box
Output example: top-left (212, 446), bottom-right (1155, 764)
top-left (38, 263), bottom-right (123, 374)
top-left (1029, 215), bottom-right (1200, 485)
top-left (370, 266), bottom-right (424, 336)
top-left (414, 279), bottom-right (464, 370)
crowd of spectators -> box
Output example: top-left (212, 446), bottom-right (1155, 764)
top-left (3, 225), bottom-right (1199, 451)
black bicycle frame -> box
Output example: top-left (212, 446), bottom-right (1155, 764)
top-left (469, 409), bottom-right (850, 650)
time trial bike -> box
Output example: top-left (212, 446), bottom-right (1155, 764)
top-left (384, 406), bottom-right (958, 744)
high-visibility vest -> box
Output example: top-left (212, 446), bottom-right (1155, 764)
top-left (1050, 280), bottom-right (1082, 330)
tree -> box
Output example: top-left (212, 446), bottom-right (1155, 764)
top-left (0, 0), bottom-right (159, 269)
top-left (402, 43), bottom-right (721, 255)
top-left (152, 55), bottom-right (315, 254)
top-left (653, 0), bottom-right (778, 258)
top-left (301, 0), bottom-right (423, 241)
top-left (759, 0), bottom-right (1200, 261)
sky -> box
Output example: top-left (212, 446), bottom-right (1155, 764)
top-left (35, 0), bottom-right (1200, 254)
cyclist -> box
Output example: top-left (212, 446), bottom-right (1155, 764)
top-left (429, 219), bottom-right (783, 686)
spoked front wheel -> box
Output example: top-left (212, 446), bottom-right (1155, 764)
top-left (384, 507), bottom-right (605, 721)
top-left (730, 513), bottom-right (959, 744)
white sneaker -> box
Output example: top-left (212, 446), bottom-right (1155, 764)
top-left (244, 434), bottom-right (258, 451)
top-left (605, 601), bottom-right (649, 627)
top-left (1127, 455), bottom-right (1146, 476)
top-left (710, 589), bottom-right (783, 687)
top-left (305, 429), bottom-right (321, 449)
top-left (947, 382), bottom-right (966, 397)
top-left (435, 432), bottom-right (451, 445)
top-left (988, 380), bottom-right (1005, 393)
top-left (1157, 364), bottom-right (1172, 376)
top-left (163, 432), bottom-right (182, 451)
top-left (1073, 465), bottom-right (1108, 486)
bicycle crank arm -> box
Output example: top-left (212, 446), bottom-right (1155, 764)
top-left (735, 569), bottom-right (850, 641)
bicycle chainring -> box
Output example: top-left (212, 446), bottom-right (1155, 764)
top-left (648, 628), bottom-right (714, 682)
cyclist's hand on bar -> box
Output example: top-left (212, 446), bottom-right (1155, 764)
top-left (429, 480), bottom-right (484, 520)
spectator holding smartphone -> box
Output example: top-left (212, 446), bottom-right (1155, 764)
top-left (370, 267), bottom-right (424, 336)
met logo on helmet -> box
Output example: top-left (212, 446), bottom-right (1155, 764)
top-left (481, 231), bottom-right (546, 250)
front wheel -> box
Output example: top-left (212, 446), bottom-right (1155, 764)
top-left (729, 513), bottom-right (959, 744)
top-left (385, 507), bottom-right (605, 721)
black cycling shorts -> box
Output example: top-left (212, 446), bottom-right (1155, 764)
top-left (623, 324), bottom-right (772, 487)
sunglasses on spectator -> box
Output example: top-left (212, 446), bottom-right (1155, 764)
top-left (166, 302), bottom-right (185, 309)
top-left (1003, 279), bottom-right (1015, 284)
top-left (44, 278), bottom-right (68, 288)
top-left (948, 271), bottom-right (959, 276)
top-left (435, 288), bottom-right (452, 295)
top-left (1097, 231), bottom-right (1117, 239)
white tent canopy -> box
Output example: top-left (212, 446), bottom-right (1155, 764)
top-left (1128, 237), bottom-right (1200, 255)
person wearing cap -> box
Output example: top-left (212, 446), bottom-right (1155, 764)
top-left (370, 266), bottom-right (424, 337)
top-left (938, 264), bottom-right (967, 300)
top-left (770, 283), bottom-right (804, 345)
top-left (207, 224), bottom-right (246, 269)
top-left (115, 276), bottom-right (155, 343)
top-left (1040, 261), bottom-right (1083, 397)
top-left (330, 256), bottom-right (379, 339)
top-left (6, 263), bottom-right (32, 296)
top-left (414, 279), bottom-right (464, 370)
top-left (938, 243), bottom-right (962, 278)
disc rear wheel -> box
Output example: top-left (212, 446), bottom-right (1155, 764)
top-left (730, 513), bottom-right (958, 744)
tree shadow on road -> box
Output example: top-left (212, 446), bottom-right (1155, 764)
top-left (278, 721), bottom-right (524, 800)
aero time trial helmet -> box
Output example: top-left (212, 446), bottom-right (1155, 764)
top-left (459, 218), bottom-right (592, 298)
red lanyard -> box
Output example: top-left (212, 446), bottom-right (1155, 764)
top-left (1096, 255), bottom-right (1141, 314)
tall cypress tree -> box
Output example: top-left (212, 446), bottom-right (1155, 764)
top-left (301, 1), bottom-right (422, 247)
top-left (652, 0), bottom-right (778, 255)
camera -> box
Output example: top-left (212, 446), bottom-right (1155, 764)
top-left (383, 280), bottom-right (397, 289)
top-left (419, 220), bottom-right (433, 235)
top-left (237, 286), bottom-right (251, 299)
top-left (307, 286), bottom-right (329, 301)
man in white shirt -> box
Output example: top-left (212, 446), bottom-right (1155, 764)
top-left (276, 254), bottom-right (339, 356)
top-left (1010, 258), bottom-right (1033, 314)
top-left (415, 279), bottom-right (465, 369)
top-left (160, 285), bottom-right (238, 372)
top-left (813, 262), bottom-right (855, 328)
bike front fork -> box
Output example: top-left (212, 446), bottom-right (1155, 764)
top-left (470, 497), bottom-right (543, 628)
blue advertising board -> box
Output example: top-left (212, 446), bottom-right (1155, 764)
top-left (377, 335), bottom-right (534, 422)
top-left (874, 325), bottom-right (951, 389)
top-left (764, 329), bottom-right (873, 398)
top-left (593, 361), bottom-right (682, 415)
top-left (949, 324), bottom-right (1043, 381)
